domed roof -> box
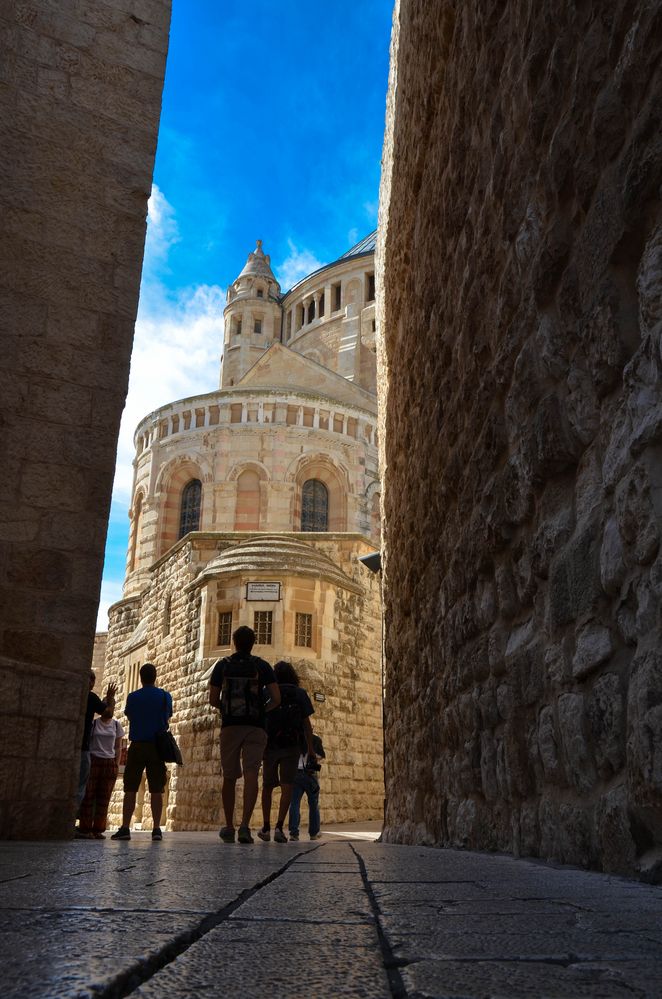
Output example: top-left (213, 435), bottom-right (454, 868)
top-left (196, 535), bottom-right (362, 593)
top-left (238, 240), bottom-right (277, 281)
top-left (338, 229), bottom-right (377, 260)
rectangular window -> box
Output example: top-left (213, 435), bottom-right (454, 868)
top-left (367, 273), bottom-right (375, 302)
top-left (295, 612), bottom-right (312, 648)
top-left (256, 288), bottom-right (264, 298)
top-left (333, 283), bottom-right (341, 311)
top-left (234, 318), bottom-right (242, 336)
top-left (217, 611), bottom-right (232, 647)
top-left (254, 610), bottom-right (273, 645)
top-left (254, 319), bottom-right (262, 335)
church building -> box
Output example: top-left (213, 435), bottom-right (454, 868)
top-left (102, 233), bottom-right (384, 830)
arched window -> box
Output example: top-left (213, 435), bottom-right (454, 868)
top-left (129, 493), bottom-right (143, 572)
top-left (178, 479), bottom-right (201, 538)
top-left (301, 479), bottom-right (329, 532)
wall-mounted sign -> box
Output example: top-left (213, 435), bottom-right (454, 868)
top-left (314, 692), bottom-right (326, 702)
top-left (246, 581), bottom-right (281, 601)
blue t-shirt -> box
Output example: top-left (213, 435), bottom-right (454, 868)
top-left (125, 686), bottom-right (172, 742)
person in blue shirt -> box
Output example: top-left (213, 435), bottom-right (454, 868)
top-left (111, 663), bottom-right (173, 842)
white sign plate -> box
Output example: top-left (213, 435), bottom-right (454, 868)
top-left (246, 581), bottom-right (281, 601)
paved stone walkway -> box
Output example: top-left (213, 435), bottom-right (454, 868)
top-left (0, 827), bottom-right (661, 998)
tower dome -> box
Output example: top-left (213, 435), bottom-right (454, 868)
top-left (221, 239), bottom-right (282, 387)
top-left (238, 239), bottom-right (277, 280)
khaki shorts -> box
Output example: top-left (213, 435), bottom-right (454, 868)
top-left (262, 745), bottom-right (301, 789)
top-left (220, 725), bottom-right (267, 779)
top-left (123, 741), bottom-right (167, 793)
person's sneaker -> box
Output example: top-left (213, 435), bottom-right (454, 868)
top-left (237, 826), bottom-right (254, 844)
top-left (152, 827), bottom-right (163, 841)
top-left (257, 827), bottom-right (271, 842)
top-left (111, 827), bottom-right (131, 840)
top-left (75, 829), bottom-right (93, 839)
top-left (274, 827), bottom-right (288, 843)
top-left (289, 832), bottom-right (299, 841)
top-left (309, 832), bottom-right (322, 840)
top-left (219, 826), bottom-right (235, 843)
top-left (93, 832), bottom-right (106, 840)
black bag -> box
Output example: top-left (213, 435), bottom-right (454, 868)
top-left (312, 733), bottom-right (326, 759)
top-left (268, 684), bottom-right (304, 748)
top-left (155, 691), bottom-right (183, 765)
top-left (155, 729), bottom-right (183, 765)
top-left (220, 655), bottom-right (264, 725)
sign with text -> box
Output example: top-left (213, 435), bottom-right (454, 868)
top-left (246, 581), bottom-right (281, 601)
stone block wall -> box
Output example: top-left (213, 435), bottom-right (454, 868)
top-left (377, 0), bottom-right (662, 878)
top-left (0, 0), bottom-right (170, 837)
top-left (105, 534), bottom-right (384, 831)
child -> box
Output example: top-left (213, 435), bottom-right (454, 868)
top-left (288, 733), bottom-right (325, 841)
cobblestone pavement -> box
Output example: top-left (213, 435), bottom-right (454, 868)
top-left (0, 826), bottom-right (661, 998)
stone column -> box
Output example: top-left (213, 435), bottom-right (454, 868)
top-left (0, 2), bottom-right (171, 839)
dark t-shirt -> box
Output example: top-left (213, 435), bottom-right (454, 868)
top-left (82, 692), bottom-right (106, 750)
top-left (210, 653), bottom-right (276, 728)
top-left (125, 686), bottom-right (173, 742)
top-left (266, 683), bottom-right (314, 747)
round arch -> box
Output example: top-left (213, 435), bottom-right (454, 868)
top-left (287, 453), bottom-right (349, 532)
top-left (156, 457), bottom-right (206, 556)
top-left (128, 488), bottom-right (146, 573)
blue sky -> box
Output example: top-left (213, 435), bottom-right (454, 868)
top-left (98, 0), bottom-right (393, 627)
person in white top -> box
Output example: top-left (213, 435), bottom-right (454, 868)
top-left (77, 707), bottom-right (124, 839)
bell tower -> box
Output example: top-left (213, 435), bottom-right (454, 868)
top-left (220, 240), bottom-right (282, 387)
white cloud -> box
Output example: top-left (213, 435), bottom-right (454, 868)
top-left (346, 227), bottom-right (359, 247)
top-left (143, 183), bottom-right (180, 269)
top-left (96, 578), bottom-right (124, 632)
top-left (275, 239), bottom-right (324, 291)
top-left (111, 188), bottom-right (225, 503)
top-left (362, 200), bottom-right (378, 223)
top-left (112, 284), bottom-right (225, 501)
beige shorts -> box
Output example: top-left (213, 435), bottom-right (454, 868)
top-left (220, 725), bottom-right (268, 779)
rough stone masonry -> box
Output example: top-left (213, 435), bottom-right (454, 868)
top-left (377, 0), bottom-right (662, 879)
top-left (0, 0), bottom-right (171, 838)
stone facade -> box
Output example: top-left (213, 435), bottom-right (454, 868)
top-left (378, 0), bottom-right (662, 878)
top-left (103, 238), bottom-right (384, 830)
top-left (91, 633), bottom-right (107, 692)
top-left (0, 0), bottom-right (170, 838)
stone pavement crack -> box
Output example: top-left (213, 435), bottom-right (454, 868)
top-left (87, 846), bottom-right (322, 999)
top-left (349, 843), bottom-right (409, 999)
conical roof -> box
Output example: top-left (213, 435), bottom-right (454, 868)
top-left (238, 239), bottom-right (277, 280)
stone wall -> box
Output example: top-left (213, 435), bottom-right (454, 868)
top-left (377, 0), bottom-right (662, 878)
top-left (91, 633), bottom-right (108, 691)
top-left (0, 0), bottom-right (170, 837)
top-left (105, 533), bottom-right (384, 831)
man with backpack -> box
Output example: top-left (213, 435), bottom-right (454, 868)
top-left (258, 661), bottom-right (316, 843)
top-left (208, 625), bottom-right (280, 844)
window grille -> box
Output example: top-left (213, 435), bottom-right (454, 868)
top-left (301, 479), bottom-right (328, 532)
top-left (178, 479), bottom-right (201, 538)
top-left (254, 319), bottom-right (262, 334)
top-left (295, 612), bottom-right (312, 648)
top-left (254, 610), bottom-right (273, 645)
top-left (217, 611), bottom-right (232, 646)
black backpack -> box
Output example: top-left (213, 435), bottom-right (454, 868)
top-left (268, 684), bottom-right (304, 748)
top-left (219, 655), bottom-right (264, 725)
